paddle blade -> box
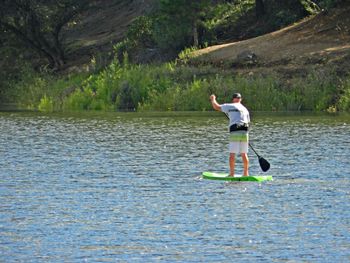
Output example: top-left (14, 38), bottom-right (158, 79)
top-left (259, 157), bottom-right (270, 172)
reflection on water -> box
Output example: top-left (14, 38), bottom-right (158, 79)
top-left (0, 112), bottom-right (349, 262)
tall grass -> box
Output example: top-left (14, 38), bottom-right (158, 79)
top-left (337, 77), bottom-right (350, 111)
top-left (4, 56), bottom-right (349, 112)
top-left (4, 65), bottom-right (88, 111)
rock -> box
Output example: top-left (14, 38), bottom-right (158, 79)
top-left (232, 50), bottom-right (258, 67)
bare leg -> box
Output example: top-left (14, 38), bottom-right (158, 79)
top-left (241, 153), bottom-right (249, 176)
top-left (229, 153), bottom-right (235, 176)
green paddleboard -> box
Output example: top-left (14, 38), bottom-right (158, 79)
top-left (202, 172), bottom-right (273, 182)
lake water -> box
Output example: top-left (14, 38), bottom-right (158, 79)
top-left (0, 111), bottom-right (349, 262)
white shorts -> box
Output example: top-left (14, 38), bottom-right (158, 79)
top-left (229, 141), bottom-right (248, 154)
top-left (229, 131), bottom-right (249, 154)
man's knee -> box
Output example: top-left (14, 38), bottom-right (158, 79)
top-left (241, 153), bottom-right (249, 161)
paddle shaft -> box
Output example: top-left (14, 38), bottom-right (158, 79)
top-left (248, 142), bottom-right (260, 158)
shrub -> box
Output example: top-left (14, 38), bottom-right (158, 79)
top-left (38, 95), bottom-right (54, 112)
top-left (337, 77), bottom-right (350, 111)
top-left (6, 56), bottom-right (349, 112)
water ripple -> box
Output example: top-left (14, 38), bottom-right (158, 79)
top-left (0, 112), bottom-right (349, 262)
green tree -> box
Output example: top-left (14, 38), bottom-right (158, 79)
top-left (0, 0), bottom-right (92, 70)
top-left (252, 0), bottom-right (309, 29)
top-left (153, 0), bottom-right (211, 52)
top-left (256, 0), bottom-right (265, 18)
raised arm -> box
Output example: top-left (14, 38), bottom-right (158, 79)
top-left (210, 94), bottom-right (221, 111)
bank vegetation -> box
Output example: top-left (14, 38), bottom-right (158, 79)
top-left (1, 0), bottom-right (349, 112)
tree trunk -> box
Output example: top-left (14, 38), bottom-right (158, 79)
top-left (1, 1), bottom-right (91, 70)
top-left (263, 0), bottom-right (309, 18)
top-left (256, 0), bottom-right (265, 19)
top-left (52, 31), bottom-right (66, 67)
top-left (193, 20), bottom-right (199, 47)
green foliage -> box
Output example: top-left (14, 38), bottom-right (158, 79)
top-left (127, 16), bottom-right (154, 47)
top-left (152, 0), bottom-right (210, 51)
top-left (257, 0), bottom-right (309, 32)
top-left (38, 95), bottom-right (54, 112)
top-left (285, 70), bottom-right (338, 111)
top-left (63, 86), bottom-right (95, 111)
top-left (0, 0), bottom-right (92, 69)
top-left (113, 15), bottom-right (155, 63)
top-left (152, 15), bottom-right (191, 52)
top-left (113, 40), bottom-right (130, 63)
top-left (3, 63), bottom-right (88, 111)
top-left (2, 0), bottom-right (347, 113)
top-left (337, 77), bottom-right (350, 111)
top-left (300, 0), bottom-right (322, 13)
top-left (228, 75), bottom-right (287, 111)
top-left (140, 70), bottom-right (279, 111)
top-left (4, 59), bottom-right (349, 112)
top-left (291, 71), bottom-right (339, 112)
top-left (137, 67), bottom-right (348, 112)
top-left (4, 66), bottom-right (48, 109)
top-left (62, 56), bottom-right (169, 111)
top-left (310, 0), bottom-right (342, 10)
top-left (202, 1), bottom-right (255, 42)
top-left (112, 0), bottom-right (258, 61)
top-left (178, 46), bottom-right (202, 63)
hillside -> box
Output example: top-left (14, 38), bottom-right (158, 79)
top-left (190, 5), bottom-right (350, 78)
top-left (62, 0), bottom-right (154, 71)
top-left (2, 1), bottom-right (350, 111)
top-left (63, 2), bottom-right (350, 79)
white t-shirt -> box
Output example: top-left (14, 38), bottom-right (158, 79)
top-left (221, 103), bottom-right (250, 128)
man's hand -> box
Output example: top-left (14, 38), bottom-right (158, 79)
top-left (209, 94), bottom-right (221, 111)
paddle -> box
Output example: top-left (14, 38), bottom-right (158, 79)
top-left (223, 112), bottom-right (270, 172)
top-left (247, 142), bottom-right (270, 172)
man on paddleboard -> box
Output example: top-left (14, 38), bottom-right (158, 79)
top-left (210, 93), bottom-right (250, 176)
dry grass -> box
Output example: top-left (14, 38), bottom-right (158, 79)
top-left (190, 5), bottom-right (350, 77)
